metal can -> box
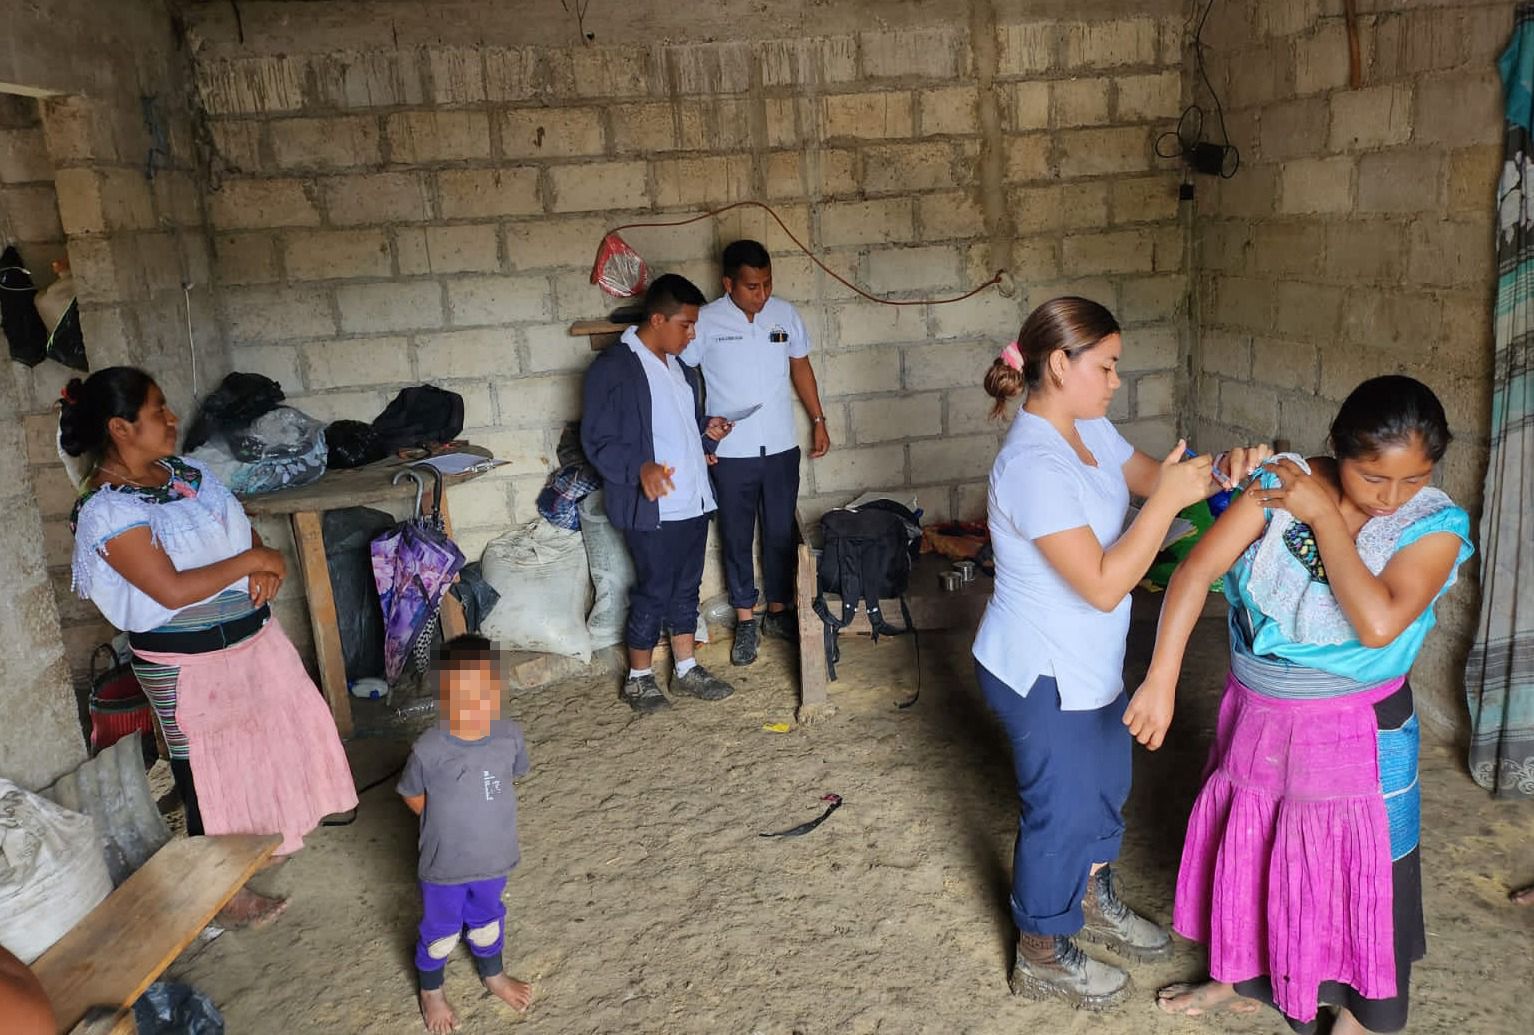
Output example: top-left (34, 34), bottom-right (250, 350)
top-left (954, 560), bottom-right (978, 582)
top-left (938, 570), bottom-right (962, 592)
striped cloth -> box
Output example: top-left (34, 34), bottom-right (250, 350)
top-left (130, 590), bottom-right (259, 760)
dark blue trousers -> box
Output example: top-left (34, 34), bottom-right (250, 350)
top-left (710, 447), bottom-right (801, 610)
top-left (622, 515), bottom-right (709, 650)
top-left (975, 662), bottom-right (1131, 936)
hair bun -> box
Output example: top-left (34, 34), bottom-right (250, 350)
top-left (60, 378), bottom-right (84, 407)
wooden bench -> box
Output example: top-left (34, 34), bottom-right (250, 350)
top-left (33, 834), bottom-right (281, 1034)
top-left (793, 511), bottom-right (988, 723)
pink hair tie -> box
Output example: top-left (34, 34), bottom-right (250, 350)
top-left (1000, 341), bottom-right (1023, 371)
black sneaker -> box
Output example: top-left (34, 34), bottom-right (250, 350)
top-left (619, 673), bottom-right (671, 714)
top-left (731, 619), bottom-right (759, 666)
top-left (673, 664), bottom-right (735, 701)
top-left (760, 609), bottom-right (797, 641)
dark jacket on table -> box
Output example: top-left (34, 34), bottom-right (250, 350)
top-left (580, 339), bottom-right (716, 532)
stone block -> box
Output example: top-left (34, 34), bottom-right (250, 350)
top-left (1293, 22), bottom-right (1353, 95)
top-left (2, 184), bottom-right (62, 242)
top-left (661, 42), bottom-right (753, 96)
top-left (0, 127), bottom-right (51, 183)
top-left (818, 345), bottom-right (904, 397)
top-left (827, 303), bottom-right (927, 352)
top-left (1407, 220), bottom-right (1494, 289)
top-left (1010, 82), bottom-right (1050, 131)
top-left (213, 230), bottom-right (282, 285)
top-left (1115, 71), bottom-right (1181, 122)
top-left (204, 121), bottom-right (260, 177)
top-left (910, 435), bottom-right (995, 482)
top-left (304, 336), bottom-right (412, 390)
top-left (407, 223), bottom-right (502, 275)
top-left (817, 198), bottom-right (915, 248)
top-left (756, 36), bottom-right (859, 88)
top-left (551, 270), bottom-right (611, 321)
top-left (1357, 151), bottom-right (1443, 213)
top-left (608, 102), bottom-right (689, 154)
top-left (1272, 281), bottom-right (1345, 341)
top-left (496, 374), bottom-right (582, 427)
top-left (438, 167), bottom-right (542, 218)
top-left (387, 111), bottom-right (491, 163)
top-left (821, 93), bottom-right (914, 141)
top-left (1057, 126), bottom-right (1149, 177)
top-left (1259, 98), bottom-right (1328, 162)
top-left (227, 344), bottom-right (301, 388)
top-left (1119, 324), bottom-right (1180, 374)
top-left (269, 116), bottom-right (381, 170)
top-left (417, 328), bottom-right (521, 381)
top-left (504, 216), bottom-right (608, 271)
top-left (1062, 19), bottom-right (1159, 69)
top-left (1277, 157), bottom-right (1353, 215)
top-left (1328, 85), bottom-right (1413, 151)
top-left (1119, 276), bottom-right (1186, 323)
top-left (998, 22), bottom-right (1057, 75)
top-left (812, 443), bottom-right (906, 494)
top-left (1062, 230), bottom-right (1154, 275)
top-left (1415, 70), bottom-right (1502, 148)
top-left (425, 45), bottom-right (487, 105)
top-left (1052, 78), bottom-right (1111, 127)
top-left (307, 49), bottom-right (424, 109)
top-left (1321, 220), bottom-right (1403, 284)
top-left (1010, 182), bottom-right (1108, 233)
top-left (904, 341), bottom-right (1000, 390)
top-left (447, 275), bottom-right (552, 326)
top-left (1006, 133), bottom-right (1052, 182)
top-left (1133, 371), bottom-right (1175, 418)
top-left (1223, 44), bottom-right (1293, 110)
top-left (850, 393), bottom-right (943, 444)
top-left (1339, 290), bottom-right (1442, 356)
top-left (860, 27), bottom-right (962, 80)
top-left (861, 142), bottom-right (955, 195)
top-left (1199, 218), bottom-right (1252, 275)
top-left (483, 47), bottom-right (575, 103)
top-left (521, 323), bottom-right (591, 373)
top-left (571, 45), bottom-right (654, 98)
top-left (548, 161), bottom-right (646, 213)
top-left (1447, 146), bottom-right (1502, 215)
top-left (919, 87), bottom-right (980, 137)
top-left (1250, 221), bottom-right (1326, 277)
top-left (713, 203), bottom-right (812, 256)
top-left (282, 229), bottom-right (391, 281)
top-left (322, 172), bottom-right (430, 225)
top-left (207, 179), bottom-right (317, 230)
top-left (863, 244), bottom-right (962, 294)
top-left (194, 55), bottom-right (305, 117)
top-left (652, 155), bottom-right (752, 208)
top-left (1250, 338), bottom-right (1318, 392)
top-left (497, 107), bottom-right (605, 159)
top-left (337, 281), bottom-right (444, 334)
top-left (1219, 381), bottom-right (1279, 438)
top-left (223, 285), bottom-right (335, 343)
top-left (1371, 10), bottom-right (1464, 81)
top-left (1211, 277), bottom-right (1272, 334)
top-left (929, 290), bottom-right (1024, 340)
top-left (946, 385), bottom-right (1004, 436)
top-left (54, 168), bottom-right (152, 235)
top-left (763, 97), bottom-right (807, 150)
top-left (1109, 174), bottom-right (1180, 224)
top-left (917, 192), bottom-right (986, 240)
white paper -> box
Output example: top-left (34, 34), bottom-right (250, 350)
top-left (714, 403), bottom-right (762, 423)
top-left (1126, 504), bottom-right (1198, 551)
top-left (413, 453), bottom-right (506, 476)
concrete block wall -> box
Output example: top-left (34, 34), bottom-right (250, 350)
top-left (1190, 0), bottom-right (1512, 739)
top-left (2, 0), bottom-right (230, 713)
top-left (181, 0), bottom-right (1193, 585)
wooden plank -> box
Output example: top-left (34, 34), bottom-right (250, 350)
top-left (794, 515), bottom-right (832, 723)
top-left (68, 1007), bottom-right (133, 1035)
top-left (291, 511), bottom-right (353, 738)
top-left (243, 450), bottom-right (491, 517)
top-left (35, 835), bottom-right (281, 1034)
top-left (568, 319), bottom-right (631, 335)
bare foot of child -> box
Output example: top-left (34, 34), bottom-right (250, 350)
top-left (419, 988), bottom-right (459, 1033)
top-left (215, 887), bottom-right (288, 929)
top-left (483, 973), bottom-right (533, 1013)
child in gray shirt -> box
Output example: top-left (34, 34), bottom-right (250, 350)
top-left (398, 635), bottom-right (532, 1033)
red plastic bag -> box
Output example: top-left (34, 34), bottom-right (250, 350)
top-left (590, 232), bottom-right (649, 299)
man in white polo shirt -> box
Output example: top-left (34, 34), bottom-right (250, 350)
top-left (683, 239), bottom-right (831, 667)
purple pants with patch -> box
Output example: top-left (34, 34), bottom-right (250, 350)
top-left (415, 876), bottom-right (507, 984)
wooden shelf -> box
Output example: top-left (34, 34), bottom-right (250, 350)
top-left (569, 319), bottom-right (634, 350)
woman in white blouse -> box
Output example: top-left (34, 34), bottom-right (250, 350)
top-left (60, 367), bottom-right (356, 926)
top-left (973, 297), bottom-right (1266, 1008)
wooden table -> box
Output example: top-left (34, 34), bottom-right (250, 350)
top-left (793, 512), bottom-right (988, 723)
top-left (244, 454), bottom-right (492, 737)
top-left (34, 834), bottom-right (281, 1034)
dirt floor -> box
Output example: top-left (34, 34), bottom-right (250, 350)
top-left (168, 607), bottom-right (1534, 1034)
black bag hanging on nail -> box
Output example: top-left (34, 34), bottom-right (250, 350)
top-left (1, 246), bottom-right (48, 367)
top-left (812, 500), bottom-right (921, 682)
top-left (370, 385), bottom-right (464, 453)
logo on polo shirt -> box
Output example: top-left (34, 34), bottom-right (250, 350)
top-left (713, 334), bottom-right (745, 343)
top-left (769, 325), bottom-right (789, 343)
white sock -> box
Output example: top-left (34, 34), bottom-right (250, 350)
top-left (675, 657), bottom-right (698, 676)
top-left (628, 667), bottom-right (652, 679)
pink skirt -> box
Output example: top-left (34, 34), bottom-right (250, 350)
top-left (134, 620), bottom-right (358, 855)
top-left (1172, 673), bottom-right (1404, 1025)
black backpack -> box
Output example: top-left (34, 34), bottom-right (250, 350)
top-left (812, 500), bottom-right (922, 685)
top-left (371, 385), bottom-right (465, 452)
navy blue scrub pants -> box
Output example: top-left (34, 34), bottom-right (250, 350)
top-left (622, 515), bottom-right (710, 650)
top-left (710, 447), bottom-right (800, 610)
top-left (975, 662), bottom-right (1132, 936)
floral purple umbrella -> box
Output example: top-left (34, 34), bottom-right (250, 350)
top-left (372, 468), bottom-right (465, 683)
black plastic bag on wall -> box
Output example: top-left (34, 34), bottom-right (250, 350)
top-left (1, 245), bottom-right (48, 366)
top-left (323, 506), bottom-right (395, 684)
